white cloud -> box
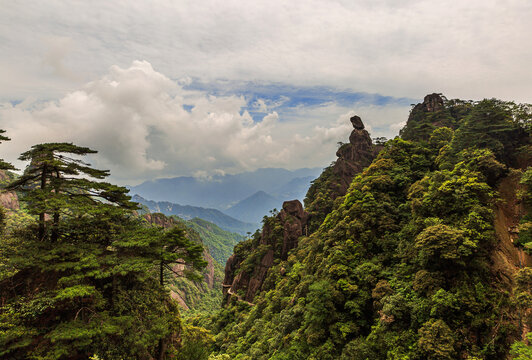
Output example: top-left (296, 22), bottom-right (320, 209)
top-left (42, 36), bottom-right (79, 81)
top-left (1, 61), bottom-right (382, 184)
top-left (0, 0), bottom-right (531, 102)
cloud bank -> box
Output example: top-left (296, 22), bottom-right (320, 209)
top-left (1, 61), bottom-right (406, 184)
top-left (1, 0), bottom-right (531, 102)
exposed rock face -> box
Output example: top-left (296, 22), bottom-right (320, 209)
top-left (399, 93), bottom-right (451, 141)
top-left (0, 192), bottom-right (19, 211)
top-left (223, 200), bottom-right (309, 303)
top-left (143, 212), bottom-right (178, 229)
top-left (413, 93), bottom-right (445, 114)
top-left (350, 115), bottom-right (365, 130)
top-left (0, 170), bottom-right (19, 211)
top-left (332, 115), bottom-right (381, 196)
top-left (279, 200), bottom-right (309, 259)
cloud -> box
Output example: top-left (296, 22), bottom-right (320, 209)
top-left (42, 36), bottom-right (79, 81)
top-left (1, 0), bottom-right (531, 103)
top-left (2, 61), bottom-right (398, 184)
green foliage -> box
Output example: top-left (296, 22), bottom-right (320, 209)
top-left (452, 99), bottom-right (529, 165)
top-left (510, 332), bottom-right (532, 360)
top-left (176, 324), bottom-right (215, 360)
top-left (210, 97), bottom-right (531, 360)
top-left (517, 168), bottom-right (532, 251)
top-left (185, 217), bottom-right (245, 264)
top-left (400, 97), bottom-right (469, 141)
top-left (0, 142), bottom-right (208, 359)
top-left (417, 319), bottom-right (455, 360)
top-left (0, 129), bottom-right (16, 171)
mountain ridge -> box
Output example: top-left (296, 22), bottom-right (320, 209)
top-left (129, 167), bottom-right (322, 210)
top-left (132, 194), bottom-right (258, 235)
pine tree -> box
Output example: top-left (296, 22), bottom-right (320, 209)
top-left (0, 142), bottom-right (207, 359)
top-left (6, 143), bottom-right (136, 240)
top-left (0, 130), bottom-right (15, 171)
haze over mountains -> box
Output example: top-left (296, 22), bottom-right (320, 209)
top-left (130, 167), bottom-right (322, 224)
top-left (132, 194), bottom-right (257, 235)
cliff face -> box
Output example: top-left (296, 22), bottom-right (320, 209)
top-left (223, 200), bottom-right (309, 303)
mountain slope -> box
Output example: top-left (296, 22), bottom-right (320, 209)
top-left (184, 217), bottom-right (246, 264)
top-left (212, 95), bottom-right (532, 360)
top-left (132, 194), bottom-right (258, 235)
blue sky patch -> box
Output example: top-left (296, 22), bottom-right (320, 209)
top-left (184, 79), bottom-right (418, 122)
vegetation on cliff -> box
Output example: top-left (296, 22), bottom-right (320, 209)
top-left (209, 95), bottom-right (532, 360)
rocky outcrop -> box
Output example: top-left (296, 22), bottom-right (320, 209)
top-left (399, 93), bottom-right (455, 141)
top-left (143, 212), bottom-right (179, 229)
top-left (304, 116), bottom-right (381, 232)
top-left (223, 200), bottom-right (309, 303)
top-left (333, 116), bottom-right (381, 195)
top-left (0, 192), bottom-right (19, 211)
top-left (223, 115), bottom-right (380, 305)
top-left (412, 93), bottom-right (445, 114)
top-left (0, 170), bottom-right (19, 211)
top-left (279, 200), bottom-right (309, 259)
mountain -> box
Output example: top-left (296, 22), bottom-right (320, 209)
top-left (225, 190), bottom-right (280, 223)
top-left (222, 114), bottom-right (380, 304)
top-left (132, 194), bottom-right (258, 235)
top-left (212, 94), bottom-right (532, 359)
top-left (129, 167), bottom-right (322, 210)
top-left (273, 175), bottom-right (316, 200)
top-left (184, 217), bottom-right (246, 264)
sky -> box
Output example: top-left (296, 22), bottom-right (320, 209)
top-left (1, 0), bottom-right (531, 184)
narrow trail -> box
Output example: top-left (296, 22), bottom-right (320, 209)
top-left (223, 284), bottom-right (255, 306)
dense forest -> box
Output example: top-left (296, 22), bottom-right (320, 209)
top-left (1, 93), bottom-right (532, 359)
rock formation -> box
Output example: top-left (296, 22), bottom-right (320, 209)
top-left (223, 200), bottom-right (309, 303)
top-left (399, 93), bottom-right (454, 141)
top-left (333, 115), bottom-right (381, 195)
top-left (303, 115), bottom-right (381, 232)
top-left (412, 93), bottom-right (445, 114)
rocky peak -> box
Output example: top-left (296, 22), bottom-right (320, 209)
top-left (350, 115), bottom-right (365, 130)
top-left (399, 93), bottom-right (452, 141)
top-left (223, 115), bottom-right (381, 305)
top-left (334, 116), bottom-right (380, 195)
top-left (406, 93), bottom-right (445, 122)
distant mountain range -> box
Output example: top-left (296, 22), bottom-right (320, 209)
top-left (132, 195), bottom-right (258, 235)
top-left (130, 168), bottom-right (321, 209)
top-left (225, 190), bottom-right (279, 223)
